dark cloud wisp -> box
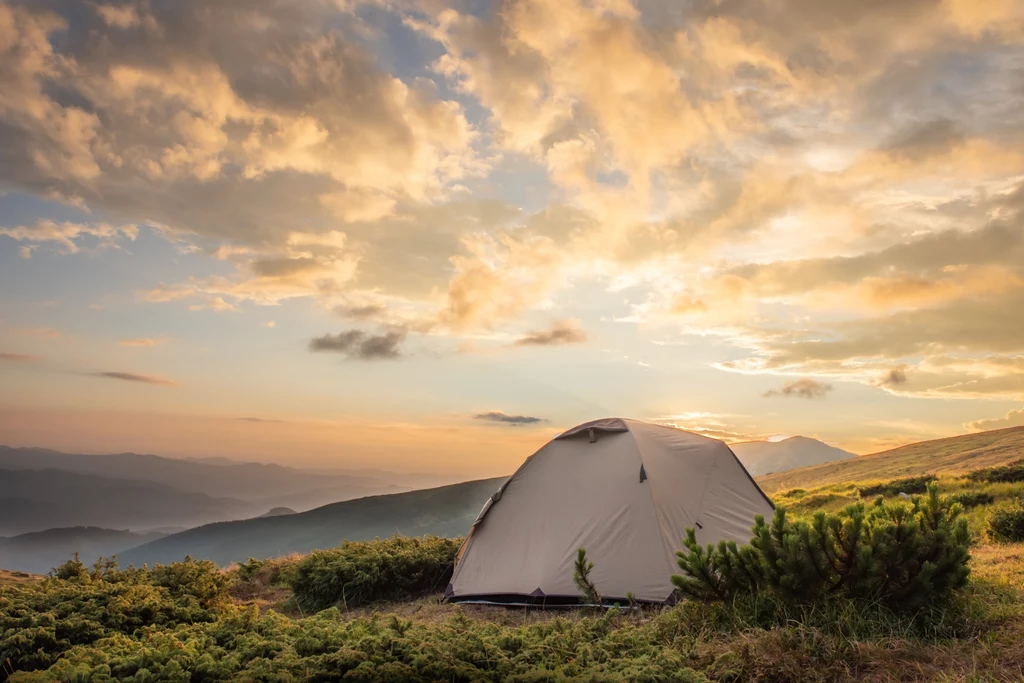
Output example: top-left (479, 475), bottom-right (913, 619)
top-left (473, 410), bottom-right (547, 426)
top-left (514, 320), bottom-right (588, 346)
top-left (0, 352), bottom-right (40, 363)
top-left (763, 378), bottom-right (833, 399)
top-left (309, 328), bottom-right (407, 360)
top-left (91, 371), bottom-right (178, 386)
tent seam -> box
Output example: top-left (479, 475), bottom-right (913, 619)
top-left (625, 420), bottom-right (688, 601)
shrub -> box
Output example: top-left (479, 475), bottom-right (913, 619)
top-left (949, 491), bottom-right (996, 509)
top-left (289, 536), bottom-right (461, 612)
top-left (51, 553), bottom-right (90, 582)
top-left (988, 501), bottom-right (1024, 543)
top-left (673, 485), bottom-right (972, 610)
top-left (858, 475), bottom-right (936, 498)
top-left (234, 555), bottom-right (299, 585)
top-left (968, 459), bottom-right (1024, 484)
top-left (149, 556), bottom-right (233, 607)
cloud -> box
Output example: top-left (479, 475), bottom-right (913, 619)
top-left (0, 0), bottom-right (481, 250)
top-left (0, 220), bottom-right (138, 256)
top-left (0, 352), bottom-right (41, 363)
top-left (441, 232), bottom-right (565, 331)
top-left (309, 328), bottom-right (407, 360)
top-left (235, 417), bottom-right (284, 423)
top-left (472, 411), bottom-right (546, 426)
top-left (965, 407), bottom-right (1024, 432)
top-left (91, 371), bottom-right (178, 386)
top-left (188, 297), bottom-right (241, 313)
top-left (763, 378), bottom-right (833, 400)
top-left (514, 319), bottom-right (588, 347)
top-left (333, 303), bottom-right (388, 320)
top-left (878, 366), bottom-right (908, 386)
top-left (3, 0), bottom-right (1024, 427)
top-left (118, 338), bottom-right (162, 347)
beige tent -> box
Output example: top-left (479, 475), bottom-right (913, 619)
top-left (446, 418), bottom-right (774, 605)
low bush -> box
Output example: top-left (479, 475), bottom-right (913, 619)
top-left (988, 501), bottom-right (1024, 543)
top-left (673, 485), bottom-right (971, 610)
top-left (949, 491), bottom-right (996, 509)
top-left (234, 555), bottom-right (299, 585)
top-left (289, 535), bottom-right (461, 612)
top-left (0, 558), bottom-right (223, 674)
top-left (968, 459), bottom-right (1024, 484)
top-left (149, 556), bottom-right (233, 607)
top-left (858, 475), bottom-right (936, 498)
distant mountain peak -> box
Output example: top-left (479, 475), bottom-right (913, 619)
top-left (731, 436), bottom-right (856, 477)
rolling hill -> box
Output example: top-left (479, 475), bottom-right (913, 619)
top-left (119, 477), bottom-right (507, 567)
top-left (0, 527), bottom-right (167, 575)
top-left (731, 436), bottom-right (856, 476)
top-left (756, 425), bottom-right (1024, 493)
top-left (0, 446), bottom-right (408, 512)
top-left (0, 469), bottom-right (254, 535)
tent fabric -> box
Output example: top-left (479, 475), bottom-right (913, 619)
top-left (447, 418), bottom-right (774, 605)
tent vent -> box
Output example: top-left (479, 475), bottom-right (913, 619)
top-left (588, 428), bottom-right (597, 443)
top-left (639, 464), bottom-right (647, 483)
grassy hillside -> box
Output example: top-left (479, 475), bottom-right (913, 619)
top-left (756, 425), bottom-right (1024, 493)
top-left (119, 477), bottom-right (506, 567)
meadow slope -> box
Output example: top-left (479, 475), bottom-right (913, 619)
top-left (757, 425), bottom-right (1024, 493)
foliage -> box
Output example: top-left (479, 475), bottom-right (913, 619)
top-left (3, 513), bottom-right (1024, 682)
top-left (948, 491), bottom-right (996, 509)
top-left (673, 485), bottom-right (972, 610)
top-left (232, 555), bottom-right (298, 585)
top-left (988, 500), bottom-right (1024, 543)
top-left (0, 558), bottom-right (226, 676)
top-left (289, 535), bottom-right (460, 612)
top-left (149, 556), bottom-right (233, 608)
top-left (858, 475), bottom-right (936, 498)
top-left (50, 554), bottom-right (90, 582)
top-left (1, 565), bottom-right (1012, 682)
top-left (573, 548), bottom-right (601, 605)
top-left (968, 459), bottom-right (1024, 484)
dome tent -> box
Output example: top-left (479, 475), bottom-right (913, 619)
top-left (446, 418), bottom-right (774, 605)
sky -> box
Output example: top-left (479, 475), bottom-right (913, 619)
top-left (1, 0), bottom-right (1023, 478)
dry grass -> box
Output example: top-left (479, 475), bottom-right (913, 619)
top-left (0, 568), bottom-right (40, 587)
top-left (758, 426), bottom-right (1024, 494)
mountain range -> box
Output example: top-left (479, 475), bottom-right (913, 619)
top-left (6, 426), bottom-right (1021, 576)
top-left (0, 527), bottom-right (167, 575)
top-left (118, 477), bottom-right (506, 568)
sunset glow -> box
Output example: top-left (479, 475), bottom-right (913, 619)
top-left (2, 0), bottom-right (1023, 474)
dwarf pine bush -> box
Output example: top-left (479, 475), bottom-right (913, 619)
top-left (948, 491), bottom-right (996, 509)
top-left (289, 535), bottom-right (460, 611)
top-left (673, 485), bottom-right (972, 610)
top-left (573, 548), bottom-right (602, 605)
top-left (858, 475), bottom-right (936, 498)
top-left (988, 500), bottom-right (1024, 543)
top-left (968, 459), bottom-right (1024, 484)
